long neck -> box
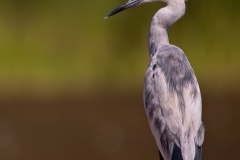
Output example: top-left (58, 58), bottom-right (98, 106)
top-left (148, 0), bottom-right (185, 57)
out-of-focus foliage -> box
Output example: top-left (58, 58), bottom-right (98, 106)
top-left (0, 0), bottom-right (239, 96)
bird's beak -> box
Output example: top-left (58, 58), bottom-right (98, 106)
top-left (105, 0), bottom-right (143, 19)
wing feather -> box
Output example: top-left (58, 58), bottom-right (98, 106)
top-left (144, 45), bottom-right (204, 160)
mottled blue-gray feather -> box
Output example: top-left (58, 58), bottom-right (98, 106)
top-left (156, 45), bottom-right (198, 118)
top-left (144, 44), bottom-right (204, 160)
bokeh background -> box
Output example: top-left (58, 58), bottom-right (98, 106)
top-left (0, 0), bottom-right (239, 159)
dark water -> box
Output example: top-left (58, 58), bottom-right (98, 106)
top-left (0, 89), bottom-right (239, 160)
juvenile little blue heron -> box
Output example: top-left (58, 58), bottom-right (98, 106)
top-left (105, 0), bottom-right (205, 159)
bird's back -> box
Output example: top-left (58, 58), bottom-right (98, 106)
top-left (144, 45), bottom-right (204, 160)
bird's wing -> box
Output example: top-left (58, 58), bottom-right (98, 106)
top-left (144, 45), bottom-right (203, 160)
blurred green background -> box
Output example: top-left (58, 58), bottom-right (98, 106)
top-left (0, 0), bottom-right (239, 159)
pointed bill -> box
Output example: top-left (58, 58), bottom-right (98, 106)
top-left (105, 0), bottom-right (143, 19)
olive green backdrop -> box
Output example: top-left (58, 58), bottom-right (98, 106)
top-left (0, 0), bottom-right (239, 160)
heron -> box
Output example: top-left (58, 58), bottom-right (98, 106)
top-left (105, 0), bottom-right (205, 159)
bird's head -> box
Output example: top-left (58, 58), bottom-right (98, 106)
top-left (105, 0), bottom-right (155, 19)
top-left (104, 0), bottom-right (186, 19)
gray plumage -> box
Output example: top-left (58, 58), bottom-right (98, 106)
top-left (105, 0), bottom-right (204, 160)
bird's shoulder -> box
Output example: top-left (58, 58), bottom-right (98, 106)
top-left (147, 44), bottom-right (195, 82)
top-left (154, 44), bottom-right (187, 63)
